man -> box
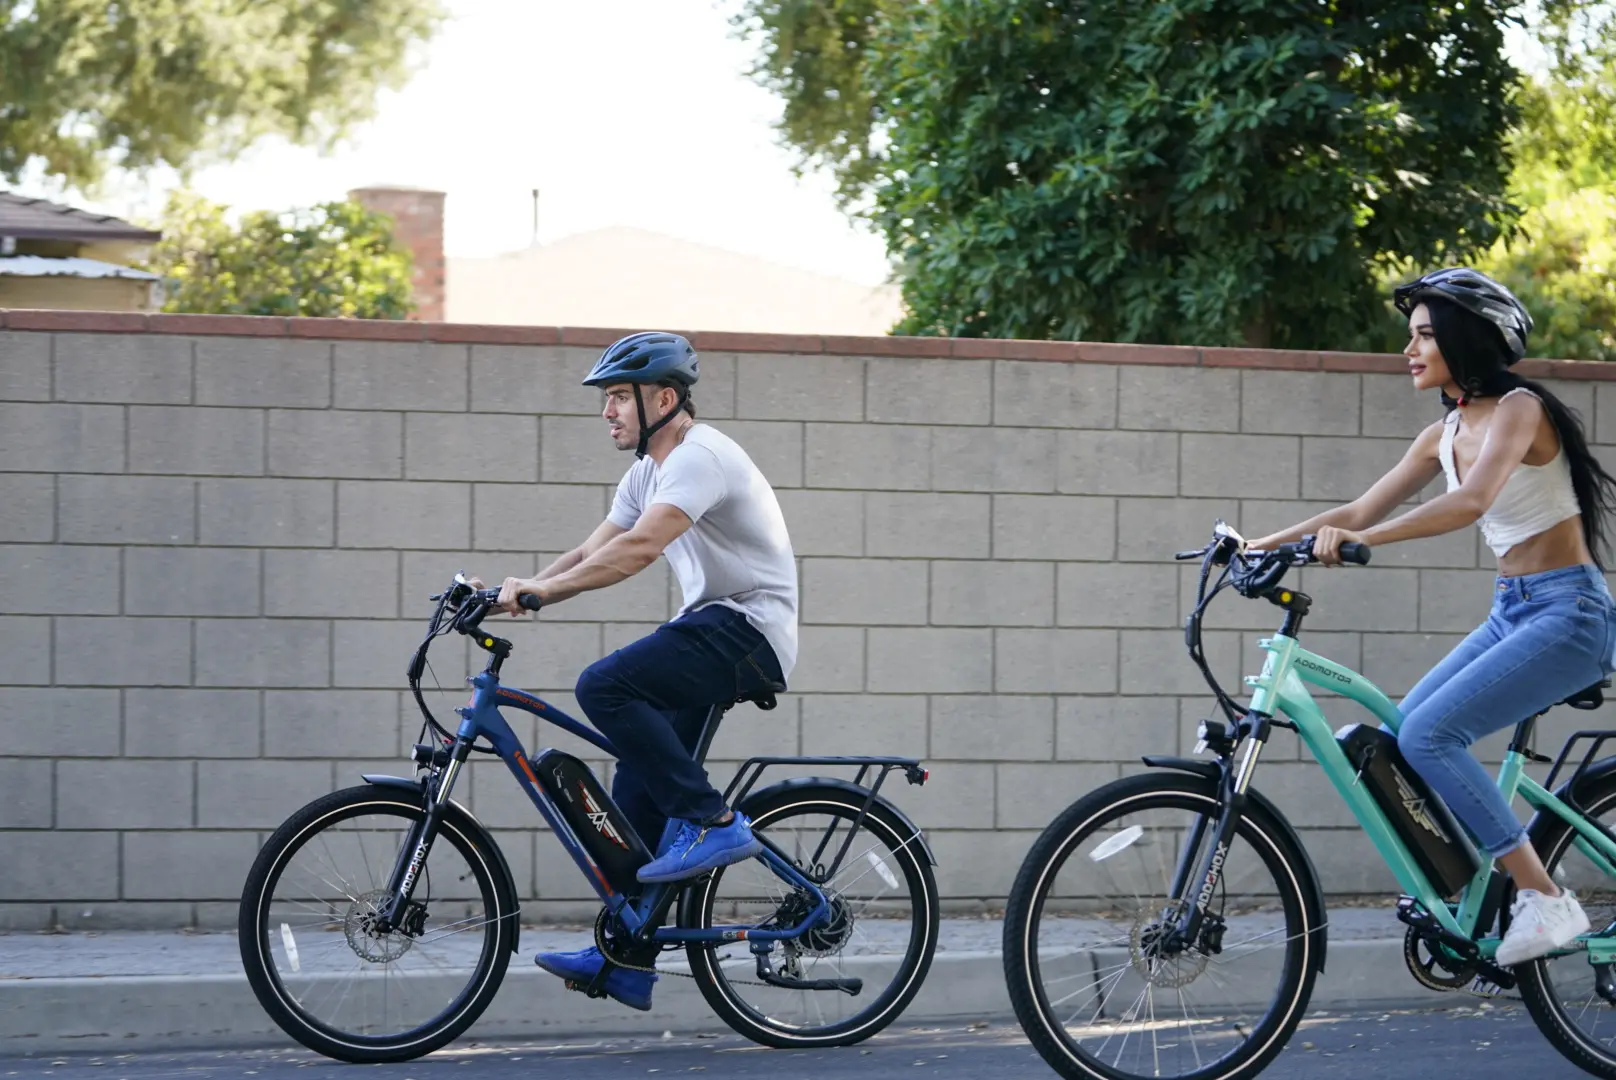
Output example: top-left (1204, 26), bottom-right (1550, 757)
top-left (477, 330), bottom-right (798, 1012)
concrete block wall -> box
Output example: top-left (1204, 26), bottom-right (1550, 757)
top-left (5, 310), bottom-right (1616, 930)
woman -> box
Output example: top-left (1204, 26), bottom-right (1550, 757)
top-left (1246, 267), bottom-right (1616, 966)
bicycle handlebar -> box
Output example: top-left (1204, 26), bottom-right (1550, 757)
top-left (464, 587), bottom-right (544, 611)
top-left (1174, 533), bottom-right (1372, 568)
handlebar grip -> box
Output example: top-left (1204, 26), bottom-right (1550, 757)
top-left (518, 593), bottom-right (544, 611)
top-left (1338, 542), bottom-right (1372, 566)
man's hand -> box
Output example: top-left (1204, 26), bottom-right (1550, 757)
top-left (1312, 525), bottom-right (1367, 566)
top-left (496, 576), bottom-right (544, 616)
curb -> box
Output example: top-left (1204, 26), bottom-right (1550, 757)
top-left (0, 940), bottom-right (1466, 1056)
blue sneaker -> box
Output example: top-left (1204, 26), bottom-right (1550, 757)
top-left (637, 813), bottom-right (764, 883)
top-left (534, 946), bottom-right (656, 1011)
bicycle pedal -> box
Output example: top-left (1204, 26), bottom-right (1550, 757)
top-left (1468, 974), bottom-right (1506, 998)
top-left (563, 978), bottom-right (608, 1000)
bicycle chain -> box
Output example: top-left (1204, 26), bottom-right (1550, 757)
top-left (590, 899), bottom-right (808, 987)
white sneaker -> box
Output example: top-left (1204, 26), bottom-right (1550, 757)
top-left (1495, 888), bottom-right (1591, 967)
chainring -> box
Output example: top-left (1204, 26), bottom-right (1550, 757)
top-left (1403, 925), bottom-right (1477, 991)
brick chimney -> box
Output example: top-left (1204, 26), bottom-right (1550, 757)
top-left (348, 185), bottom-right (445, 321)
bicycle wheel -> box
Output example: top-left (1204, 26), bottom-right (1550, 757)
top-left (237, 784), bottom-right (518, 1063)
top-left (680, 782), bottom-right (939, 1047)
top-left (1003, 771), bottom-right (1318, 1080)
top-left (1514, 766), bottom-right (1616, 1078)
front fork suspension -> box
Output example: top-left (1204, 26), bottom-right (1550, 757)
top-left (1167, 713), bottom-right (1270, 949)
top-left (376, 736), bottom-right (472, 932)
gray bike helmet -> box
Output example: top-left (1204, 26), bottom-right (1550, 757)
top-left (1392, 267), bottom-right (1533, 364)
top-left (582, 332), bottom-right (700, 458)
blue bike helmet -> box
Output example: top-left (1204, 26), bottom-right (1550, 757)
top-left (583, 332), bottom-right (700, 458)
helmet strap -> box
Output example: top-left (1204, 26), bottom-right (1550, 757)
top-left (632, 383), bottom-right (689, 459)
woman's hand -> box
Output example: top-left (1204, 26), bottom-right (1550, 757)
top-left (1313, 525), bottom-right (1367, 566)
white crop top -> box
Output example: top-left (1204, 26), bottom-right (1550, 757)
top-left (1438, 387), bottom-right (1581, 558)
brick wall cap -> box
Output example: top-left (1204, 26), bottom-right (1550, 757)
top-left (5, 308), bottom-right (1616, 380)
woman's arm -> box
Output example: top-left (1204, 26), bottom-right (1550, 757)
top-left (1247, 420), bottom-right (1445, 549)
top-left (1359, 394), bottom-right (1540, 548)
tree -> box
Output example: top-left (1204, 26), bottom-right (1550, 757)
top-left (1372, 69), bottom-right (1616, 362)
top-left (0, 0), bottom-right (445, 190)
top-left (146, 192), bottom-right (415, 320)
top-left (735, 0), bottom-right (1527, 349)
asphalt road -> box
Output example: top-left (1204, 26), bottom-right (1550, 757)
top-left (0, 1003), bottom-right (1602, 1079)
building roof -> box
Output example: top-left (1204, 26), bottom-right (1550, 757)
top-left (446, 226), bottom-right (902, 336)
top-left (0, 191), bottom-right (162, 242)
top-left (0, 255), bottom-right (158, 280)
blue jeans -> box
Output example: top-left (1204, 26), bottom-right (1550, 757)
top-left (574, 604), bottom-right (784, 854)
top-left (1397, 563), bottom-right (1616, 858)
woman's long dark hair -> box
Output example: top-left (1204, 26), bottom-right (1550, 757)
top-left (1427, 296), bottom-right (1616, 569)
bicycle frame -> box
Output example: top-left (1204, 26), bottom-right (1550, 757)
top-left (1249, 631), bottom-right (1616, 952)
top-left (431, 669), bottom-right (833, 945)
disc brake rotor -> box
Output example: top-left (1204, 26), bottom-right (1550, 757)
top-left (1131, 911), bottom-right (1210, 989)
top-left (345, 889), bottom-right (415, 963)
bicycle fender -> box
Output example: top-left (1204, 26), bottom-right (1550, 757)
top-left (361, 774), bottom-right (523, 955)
top-left (737, 775), bottom-right (938, 867)
top-left (1139, 756), bottom-right (1330, 974)
top-left (1526, 754), bottom-right (1616, 837)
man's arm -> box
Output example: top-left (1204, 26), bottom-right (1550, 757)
top-left (498, 504), bottom-right (693, 612)
top-left (534, 519), bottom-right (627, 582)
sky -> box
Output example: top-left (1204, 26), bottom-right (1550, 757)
top-left (12, 0), bottom-right (896, 288)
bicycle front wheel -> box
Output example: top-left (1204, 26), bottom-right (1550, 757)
top-left (1003, 771), bottom-right (1319, 1080)
top-left (681, 783), bottom-right (940, 1047)
top-left (237, 784), bottom-right (517, 1063)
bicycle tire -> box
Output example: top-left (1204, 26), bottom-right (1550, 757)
top-left (1514, 765), bottom-right (1616, 1078)
top-left (681, 783), bottom-right (940, 1047)
top-left (1003, 771), bottom-right (1318, 1080)
top-left (237, 785), bottom-right (518, 1063)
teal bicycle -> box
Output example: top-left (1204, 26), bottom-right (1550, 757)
top-left (1003, 520), bottom-right (1616, 1080)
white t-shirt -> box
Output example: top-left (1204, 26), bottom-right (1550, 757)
top-left (606, 424), bottom-right (799, 679)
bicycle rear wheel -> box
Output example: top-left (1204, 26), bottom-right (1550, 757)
top-left (1515, 767), bottom-right (1616, 1078)
top-left (1002, 771), bottom-right (1318, 1080)
top-left (237, 785), bottom-right (517, 1063)
top-left (680, 783), bottom-right (939, 1047)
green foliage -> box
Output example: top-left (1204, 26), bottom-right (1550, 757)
top-left (0, 0), bottom-right (445, 190)
top-left (1484, 187), bottom-right (1616, 361)
top-left (738, 0), bottom-right (1529, 349)
top-left (730, 0), bottom-right (895, 210)
top-left (146, 191), bottom-right (415, 320)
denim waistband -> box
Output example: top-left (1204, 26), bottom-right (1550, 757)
top-left (1494, 562), bottom-right (1610, 600)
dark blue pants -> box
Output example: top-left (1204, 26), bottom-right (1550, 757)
top-left (574, 604), bottom-right (784, 854)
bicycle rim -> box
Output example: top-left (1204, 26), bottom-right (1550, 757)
top-left (1007, 777), bottom-right (1314, 1080)
top-left (242, 793), bottom-right (509, 1057)
top-left (1517, 779), bottom-right (1616, 1075)
top-left (685, 791), bottom-right (938, 1045)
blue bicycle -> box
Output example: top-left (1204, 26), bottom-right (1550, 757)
top-left (237, 574), bottom-right (939, 1062)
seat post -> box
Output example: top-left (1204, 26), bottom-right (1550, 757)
top-left (1509, 714), bottom-right (1541, 757)
top-left (692, 702), bottom-right (728, 765)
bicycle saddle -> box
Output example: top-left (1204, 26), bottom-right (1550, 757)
top-left (1560, 679), bottom-right (1611, 711)
top-left (736, 680), bottom-right (787, 711)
